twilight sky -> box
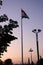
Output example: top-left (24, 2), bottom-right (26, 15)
top-left (0, 0), bottom-right (43, 64)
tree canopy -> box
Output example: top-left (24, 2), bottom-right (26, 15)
top-left (0, 0), bottom-right (19, 58)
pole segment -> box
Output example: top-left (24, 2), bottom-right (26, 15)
top-left (21, 16), bottom-right (23, 64)
top-left (36, 32), bottom-right (39, 61)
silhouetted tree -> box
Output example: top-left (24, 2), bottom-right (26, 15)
top-left (0, 0), bottom-right (2, 5)
top-left (36, 58), bottom-right (43, 65)
top-left (0, 0), bottom-right (2, 8)
top-left (0, 0), bottom-right (19, 57)
top-left (0, 59), bottom-right (3, 65)
top-left (4, 59), bottom-right (13, 65)
top-left (0, 15), bottom-right (19, 57)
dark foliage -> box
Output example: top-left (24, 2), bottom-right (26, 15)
top-left (0, 0), bottom-right (2, 6)
top-left (0, 59), bottom-right (3, 65)
top-left (0, 14), bottom-right (19, 57)
top-left (0, 14), bottom-right (8, 22)
top-left (4, 59), bottom-right (13, 65)
top-left (36, 58), bottom-right (43, 65)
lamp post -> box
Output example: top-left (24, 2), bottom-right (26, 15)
top-left (32, 29), bottom-right (41, 61)
top-left (29, 48), bottom-right (33, 63)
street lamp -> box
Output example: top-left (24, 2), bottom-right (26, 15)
top-left (29, 48), bottom-right (33, 63)
top-left (32, 29), bottom-right (41, 61)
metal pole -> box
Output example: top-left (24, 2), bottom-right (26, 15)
top-left (36, 32), bottom-right (39, 61)
top-left (32, 29), bottom-right (41, 61)
top-left (21, 17), bottom-right (23, 64)
top-left (31, 52), bottom-right (32, 63)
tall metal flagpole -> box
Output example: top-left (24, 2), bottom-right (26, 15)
top-left (21, 16), bottom-right (23, 65)
top-left (21, 9), bottom-right (29, 64)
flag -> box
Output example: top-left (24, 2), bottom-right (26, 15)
top-left (21, 9), bottom-right (29, 19)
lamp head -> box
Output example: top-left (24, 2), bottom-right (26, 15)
top-left (32, 29), bottom-right (36, 33)
top-left (38, 29), bottom-right (41, 33)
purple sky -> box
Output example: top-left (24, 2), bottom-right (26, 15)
top-left (0, 0), bottom-right (43, 64)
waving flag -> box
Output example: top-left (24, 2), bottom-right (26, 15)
top-left (21, 9), bottom-right (29, 19)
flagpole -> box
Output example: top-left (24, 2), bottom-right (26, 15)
top-left (21, 14), bottom-right (23, 65)
top-left (21, 9), bottom-right (29, 64)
